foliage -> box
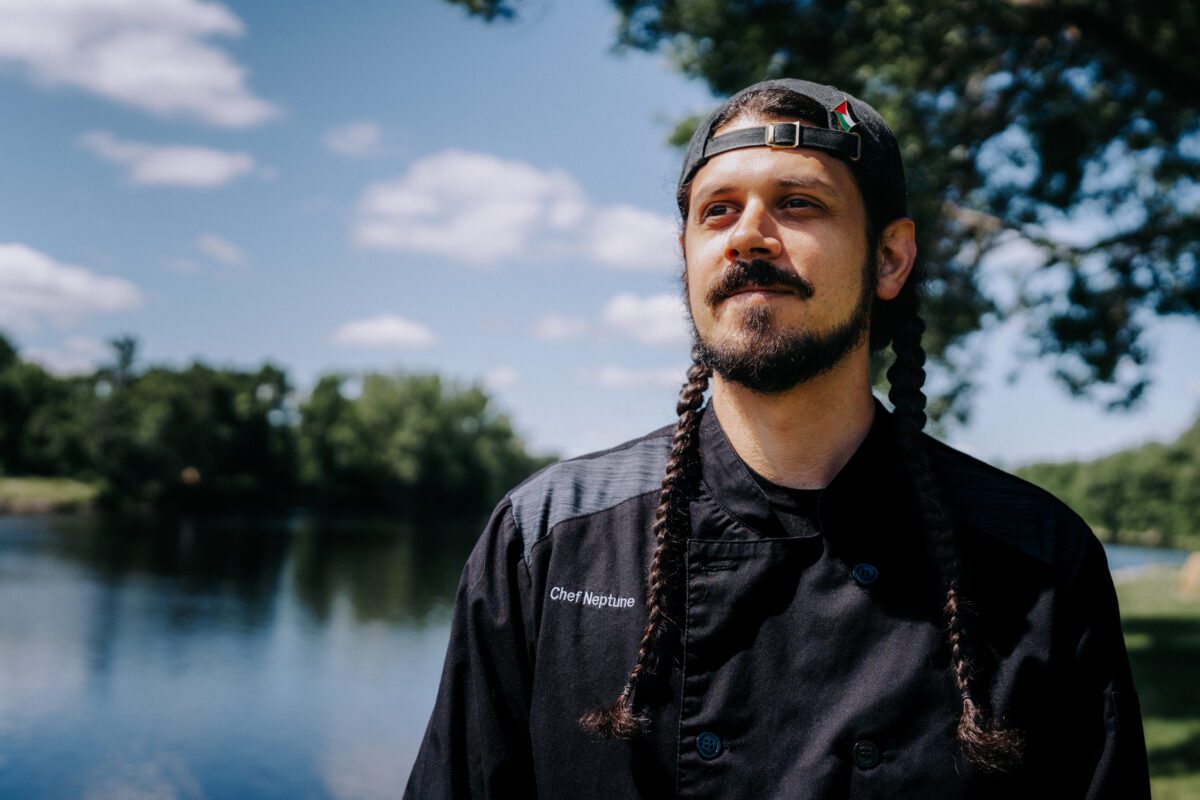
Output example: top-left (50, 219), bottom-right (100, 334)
top-left (0, 331), bottom-right (552, 515)
top-left (453, 0), bottom-right (1200, 421)
top-left (296, 372), bottom-right (553, 512)
top-left (87, 358), bottom-right (297, 513)
top-left (0, 338), bottom-right (93, 476)
top-left (1018, 415), bottom-right (1200, 548)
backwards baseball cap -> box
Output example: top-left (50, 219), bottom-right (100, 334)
top-left (678, 78), bottom-right (908, 223)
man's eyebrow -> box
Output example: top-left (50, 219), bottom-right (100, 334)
top-left (693, 176), bottom-right (843, 203)
top-left (693, 185), bottom-right (737, 202)
top-left (775, 176), bottom-right (842, 198)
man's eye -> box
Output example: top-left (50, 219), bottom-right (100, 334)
top-left (702, 203), bottom-right (734, 219)
top-left (784, 197), bottom-right (818, 210)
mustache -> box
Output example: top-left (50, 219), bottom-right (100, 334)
top-left (705, 259), bottom-right (815, 307)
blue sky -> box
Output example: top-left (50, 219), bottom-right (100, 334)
top-left (2, 0), bottom-right (1197, 466)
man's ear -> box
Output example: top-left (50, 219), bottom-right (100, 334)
top-left (875, 217), bottom-right (917, 301)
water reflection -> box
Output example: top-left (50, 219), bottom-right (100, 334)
top-left (0, 510), bottom-right (484, 799)
top-left (38, 508), bottom-right (485, 626)
top-left (288, 511), bottom-right (483, 626)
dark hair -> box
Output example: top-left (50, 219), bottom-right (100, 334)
top-left (582, 85), bottom-right (1023, 773)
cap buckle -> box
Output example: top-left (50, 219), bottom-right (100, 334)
top-left (765, 122), bottom-right (801, 149)
top-left (850, 132), bottom-right (862, 162)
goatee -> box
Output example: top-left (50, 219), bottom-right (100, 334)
top-left (685, 258), bottom-right (876, 395)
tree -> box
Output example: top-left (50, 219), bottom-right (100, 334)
top-left (450, 0), bottom-right (1199, 419)
top-left (0, 334), bottom-right (551, 515)
top-left (86, 341), bottom-right (298, 512)
top-left (101, 334), bottom-right (139, 388)
top-left (1018, 412), bottom-right (1200, 548)
top-left (296, 371), bottom-right (554, 513)
top-left (0, 331), bottom-right (36, 472)
top-left (0, 330), bottom-right (94, 476)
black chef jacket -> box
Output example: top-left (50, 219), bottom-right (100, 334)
top-left (405, 400), bottom-right (1150, 799)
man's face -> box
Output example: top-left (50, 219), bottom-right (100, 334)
top-left (681, 115), bottom-right (876, 394)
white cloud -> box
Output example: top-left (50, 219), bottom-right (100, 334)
top-left (325, 121), bottom-right (383, 158)
top-left (482, 366), bottom-right (518, 392)
top-left (331, 315), bottom-right (436, 349)
top-left (601, 293), bottom-right (690, 346)
top-left (533, 314), bottom-right (589, 342)
top-left (353, 150), bottom-right (586, 265)
top-left (0, 242), bottom-right (142, 333)
top-left (582, 365), bottom-right (686, 390)
top-left (23, 336), bottom-right (109, 375)
top-left (80, 131), bottom-right (256, 188)
top-left (0, 0), bottom-right (278, 127)
top-left (196, 233), bottom-right (246, 266)
top-left (351, 149), bottom-right (676, 269)
top-left (585, 205), bottom-right (679, 270)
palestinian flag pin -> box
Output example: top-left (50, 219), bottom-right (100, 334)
top-left (832, 99), bottom-right (858, 132)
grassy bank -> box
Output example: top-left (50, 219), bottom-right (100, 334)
top-left (0, 476), bottom-right (99, 513)
top-left (1117, 566), bottom-right (1200, 798)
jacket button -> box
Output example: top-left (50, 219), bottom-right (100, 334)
top-left (696, 731), bottom-right (722, 760)
top-left (852, 739), bottom-right (881, 769)
top-left (851, 563), bottom-right (880, 585)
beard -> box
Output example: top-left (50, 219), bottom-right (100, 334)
top-left (685, 257), bottom-right (876, 395)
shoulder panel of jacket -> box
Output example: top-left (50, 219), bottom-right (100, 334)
top-left (507, 423), bottom-right (674, 565)
top-left (920, 431), bottom-right (1092, 567)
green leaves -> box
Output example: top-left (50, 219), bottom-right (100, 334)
top-left (295, 371), bottom-right (551, 512)
top-left (1019, 415), bottom-right (1200, 549)
top-left (0, 332), bottom-right (551, 515)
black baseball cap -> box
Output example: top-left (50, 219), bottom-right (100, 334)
top-left (678, 78), bottom-right (907, 223)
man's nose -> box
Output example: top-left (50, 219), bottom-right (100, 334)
top-left (724, 202), bottom-right (781, 262)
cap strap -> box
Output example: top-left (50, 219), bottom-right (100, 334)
top-left (702, 122), bottom-right (861, 162)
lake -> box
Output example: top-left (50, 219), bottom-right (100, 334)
top-left (0, 512), bottom-right (480, 800)
top-left (0, 514), bottom-right (1189, 798)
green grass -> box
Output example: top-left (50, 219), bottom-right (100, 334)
top-left (1117, 567), bottom-right (1200, 799)
top-left (0, 476), bottom-right (99, 512)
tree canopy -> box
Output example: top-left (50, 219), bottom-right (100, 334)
top-left (1019, 414), bottom-right (1200, 550)
top-left (451, 0), bottom-right (1199, 419)
top-left (296, 371), bottom-right (551, 511)
top-left (0, 332), bottom-right (552, 515)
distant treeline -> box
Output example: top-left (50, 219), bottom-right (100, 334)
top-left (1017, 417), bottom-right (1200, 551)
top-left (0, 333), bottom-right (555, 515)
top-left (8, 331), bottom-right (1198, 543)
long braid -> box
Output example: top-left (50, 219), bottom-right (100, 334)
top-left (579, 352), bottom-right (711, 738)
top-left (886, 286), bottom-right (1024, 773)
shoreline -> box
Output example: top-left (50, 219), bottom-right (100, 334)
top-left (0, 477), bottom-right (99, 514)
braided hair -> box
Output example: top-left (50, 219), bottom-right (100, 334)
top-left (886, 287), bottom-right (1024, 772)
top-left (581, 86), bottom-right (1023, 773)
top-left (578, 354), bottom-right (711, 738)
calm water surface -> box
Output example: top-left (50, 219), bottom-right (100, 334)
top-left (0, 514), bottom-right (1187, 798)
top-left (0, 512), bottom-right (482, 800)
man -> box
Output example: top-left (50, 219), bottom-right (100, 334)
top-left (405, 78), bottom-right (1150, 798)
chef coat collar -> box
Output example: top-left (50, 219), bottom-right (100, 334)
top-left (696, 395), bottom-right (910, 539)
